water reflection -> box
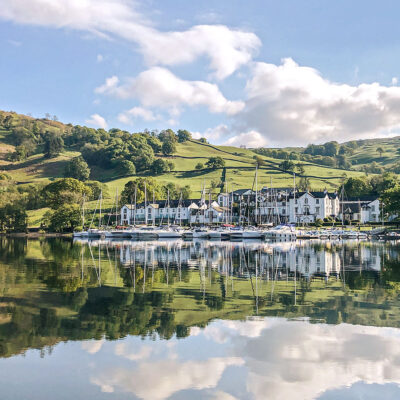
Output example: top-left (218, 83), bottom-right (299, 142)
top-left (86, 318), bottom-right (400, 400)
top-left (0, 238), bottom-right (400, 399)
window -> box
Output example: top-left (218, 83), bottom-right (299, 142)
top-left (316, 207), bottom-right (320, 214)
top-left (371, 205), bottom-right (375, 212)
top-left (305, 198), bottom-right (308, 205)
top-left (295, 207), bottom-right (298, 213)
top-left (316, 199), bottom-right (319, 204)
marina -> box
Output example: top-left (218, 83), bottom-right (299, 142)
top-left (73, 225), bottom-right (392, 241)
top-left (1, 237), bottom-right (400, 399)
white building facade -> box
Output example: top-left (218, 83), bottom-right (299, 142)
top-left (120, 200), bottom-right (228, 225)
top-left (120, 191), bottom-right (381, 226)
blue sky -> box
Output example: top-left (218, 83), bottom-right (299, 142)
top-left (1, 0), bottom-right (400, 146)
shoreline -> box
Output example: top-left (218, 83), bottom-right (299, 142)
top-left (3, 232), bottom-right (73, 238)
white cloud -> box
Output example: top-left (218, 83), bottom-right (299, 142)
top-left (81, 339), bottom-right (104, 354)
top-left (96, 53), bottom-right (104, 63)
top-left (115, 342), bottom-right (153, 361)
top-left (192, 125), bottom-right (267, 147)
top-left (210, 390), bottom-right (238, 400)
top-left (94, 75), bottom-right (119, 95)
top-left (85, 113), bottom-right (108, 129)
top-left (91, 357), bottom-right (244, 400)
top-left (192, 124), bottom-right (231, 141)
top-left (224, 130), bottom-right (268, 148)
top-left (392, 77), bottom-right (398, 85)
top-left (235, 58), bottom-right (400, 146)
top-left (96, 67), bottom-right (245, 116)
top-left (0, 0), bottom-right (260, 79)
top-left (118, 106), bottom-right (158, 124)
top-left (222, 319), bottom-right (400, 400)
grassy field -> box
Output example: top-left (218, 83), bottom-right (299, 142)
top-left (280, 135), bottom-right (400, 171)
top-left (3, 110), bottom-right (397, 227)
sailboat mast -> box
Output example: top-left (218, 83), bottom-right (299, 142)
top-left (167, 189), bottom-right (170, 226)
top-left (99, 190), bottom-right (103, 228)
top-left (134, 185), bottom-right (137, 226)
top-left (293, 173), bottom-right (296, 226)
top-left (341, 187), bottom-right (344, 229)
top-left (179, 192), bottom-right (182, 227)
top-left (116, 188), bottom-right (119, 226)
top-left (255, 166), bottom-right (258, 226)
top-left (239, 195), bottom-right (242, 225)
top-left (145, 182), bottom-right (147, 226)
top-left (82, 194), bottom-right (85, 230)
top-left (153, 191), bottom-right (155, 226)
top-left (209, 188), bottom-right (212, 225)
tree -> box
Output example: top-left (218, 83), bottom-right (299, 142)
top-left (324, 141), bottom-right (339, 157)
top-left (117, 160), bottom-right (136, 176)
top-left (377, 147), bottom-right (384, 157)
top-left (3, 115), bottom-right (14, 129)
top-left (177, 129), bottom-right (192, 143)
top-left (85, 181), bottom-right (107, 201)
top-left (336, 154), bottom-right (351, 169)
top-left (205, 156), bottom-right (225, 169)
top-left (151, 159), bottom-right (172, 175)
top-left (0, 202), bottom-right (27, 232)
top-left (159, 129), bottom-right (177, 143)
top-left (298, 177), bottom-right (310, 191)
top-left (195, 162), bottom-right (204, 170)
top-left (199, 137), bottom-right (208, 144)
top-left (43, 178), bottom-right (92, 209)
top-left (146, 135), bottom-right (162, 153)
top-left (342, 177), bottom-right (370, 197)
top-left (64, 156), bottom-right (90, 181)
top-left (279, 160), bottom-right (295, 172)
top-left (163, 183), bottom-right (191, 200)
top-left (370, 173), bottom-right (398, 195)
top-left (48, 204), bottom-right (82, 232)
top-left (8, 145), bottom-right (28, 162)
top-left (296, 164), bottom-right (305, 175)
top-left (253, 155), bottom-right (265, 167)
top-left (43, 132), bottom-right (64, 158)
top-left (120, 178), bottom-right (164, 205)
top-left (162, 140), bottom-right (176, 156)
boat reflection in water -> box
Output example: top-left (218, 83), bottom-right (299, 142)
top-left (0, 238), bottom-right (400, 400)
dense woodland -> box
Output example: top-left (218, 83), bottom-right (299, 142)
top-left (1, 110), bottom-right (400, 232)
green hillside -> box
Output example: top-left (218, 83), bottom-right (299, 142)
top-left (0, 110), bottom-right (370, 193)
top-left (1, 110), bottom-right (398, 228)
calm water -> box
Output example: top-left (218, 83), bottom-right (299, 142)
top-left (1, 238), bottom-right (400, 399)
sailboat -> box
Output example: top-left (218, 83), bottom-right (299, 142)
top-left (87, 190), bottom-right (106, 238)
top-left (157, 190), bottom-right (183, 238)
top-left (73, 194), bottom-right (88, 238)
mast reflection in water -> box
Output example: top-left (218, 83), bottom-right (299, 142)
top-left (0, 238), bottom-right (400, 400)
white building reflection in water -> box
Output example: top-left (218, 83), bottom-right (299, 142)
top-left (76, 239), bottom-right (387, 281)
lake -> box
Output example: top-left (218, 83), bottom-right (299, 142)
top-left (1, 238), bottom-right (400, 399)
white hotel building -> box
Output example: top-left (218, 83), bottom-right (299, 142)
top-left (120, 189), bottom-right (380, 225)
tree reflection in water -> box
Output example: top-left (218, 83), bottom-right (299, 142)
top-left (0, 238), bottom-right (399, 359)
